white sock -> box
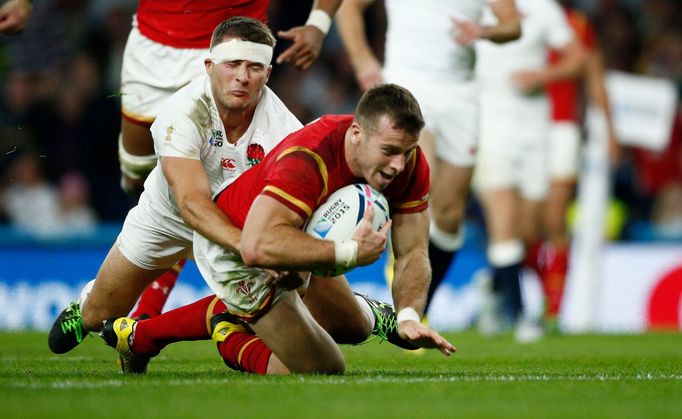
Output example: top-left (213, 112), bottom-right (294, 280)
top-left (355, 295), bottom-right (376, 330)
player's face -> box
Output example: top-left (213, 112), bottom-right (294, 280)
top-left (352, 115), bottom-right (419, 191)
top-left (207, 55), bottom-right (271, 113)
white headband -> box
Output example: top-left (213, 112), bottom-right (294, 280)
top-left (209, 39), bottom-right (273, 66)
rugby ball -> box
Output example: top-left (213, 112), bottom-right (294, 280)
top-left (305, 184), bottom-right (390, 277)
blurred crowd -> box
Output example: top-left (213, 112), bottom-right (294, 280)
top-left (0, 0), bottom-right (679, 240)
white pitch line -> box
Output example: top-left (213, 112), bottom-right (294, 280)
top-left (4, 374), bottom-right (682, 389)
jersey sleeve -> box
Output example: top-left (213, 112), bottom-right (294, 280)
top-left (391, 148), bottom-right (430, 215)
top-left (261, 148), bottom-right (326, 222)
top-left (543, 0), bottom-right (574, 49)
top-left (151, 110), bottom-right (203, 160)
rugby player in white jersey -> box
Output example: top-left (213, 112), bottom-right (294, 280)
top-left (474, 0), bottom-right (584, 341)
top-left (48, 17), bottom-right (303, 354)
top-left (337, 0), bottom-right (521, 316)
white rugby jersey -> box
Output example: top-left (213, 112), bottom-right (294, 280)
top-left (144, 75), bottom-right (303, 217)
top-left (476, 0), bottom-right (574, 100)
top-left (384, 0), bottom-right (489, 81)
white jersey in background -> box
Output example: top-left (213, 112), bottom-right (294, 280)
top-left (384, 0), bottom-right (486, 81)
top-left (476, 0), bottom-right (573, 103)
top-left (475, 0), bottom-right (575, 200)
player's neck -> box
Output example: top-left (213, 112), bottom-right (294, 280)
top-left (219, 106), bottom-right (257, 144)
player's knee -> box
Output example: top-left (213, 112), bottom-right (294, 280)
top-left (326, 313), bottom-right (372, 345)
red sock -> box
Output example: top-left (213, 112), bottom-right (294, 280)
top-left (132, 295), bottom-right (226, 356)
top-left (130, 259), bottom-right (187, 319)
top-left (524, 241), bottom-right (542, 274)
top-left (217, 332), bottom-right (272, 375)
top-left (541, 244), bottom-right (569, 318)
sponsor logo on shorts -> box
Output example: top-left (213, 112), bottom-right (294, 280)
top-left (235, 280), bottom-right (257, 304)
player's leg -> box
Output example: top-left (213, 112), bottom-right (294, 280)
top-left (479, 187), bottom-right (525, 329)
top-left (302, 275), bottom-right (371, 344)
top-left (427, 162), bottom-right (473, 311)
top-left (541, 122), bottom-right (580, 321)
top-left (249, 290), bottom-right (345, 374)
top-left (118, 117), bottom-right (157, 199)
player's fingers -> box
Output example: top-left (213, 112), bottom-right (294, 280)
top-left (277, 42), bottom-right (305, 65)
top-left (378, 219), bottom-right (392, 235)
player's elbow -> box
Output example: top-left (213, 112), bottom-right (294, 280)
top-left (240, 235), bottom-right (272, 267)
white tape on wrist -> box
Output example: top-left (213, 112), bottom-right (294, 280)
top-left (397, 307), bottom-right (421, 323)
top-left (334, 240), bottom-right (358, 269)
top-left (305, 9), bottom-right (332, 35)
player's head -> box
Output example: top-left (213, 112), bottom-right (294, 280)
top-left (348, 84), bottom-right (425, 191)
top-left (205, 17), bottom-right (275, 114)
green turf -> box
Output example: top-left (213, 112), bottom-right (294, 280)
top-left (1, 331), bottom-right (681, 418)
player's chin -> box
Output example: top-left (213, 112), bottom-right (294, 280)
top-left (372, 172), bottom-right (395, 190)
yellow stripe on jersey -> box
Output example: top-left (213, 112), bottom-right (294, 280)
top-left (398, 199), bottom-right (428, 209)
top-left (276, 146), bottom-right (329, 203)
top-left (263, 185), bottom-right (313, 217)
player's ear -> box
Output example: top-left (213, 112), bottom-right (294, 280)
top-left (349, 121), bottom-right (362, 144)
top-left (265, 65), bottom-right (272, 82)
top-left (204, 58), bottom-right (213, 73)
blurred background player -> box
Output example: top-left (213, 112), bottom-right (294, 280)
top-left (535, 0), bottom-right (619, 327)
top-left (0, 0), bottom-right (31, 35)
top-left (336, 0), bottom-right (521, 318)
top-left (473, 0), bottom-right (584, 342)
top-left (118, 0), bottom-right (342, 321)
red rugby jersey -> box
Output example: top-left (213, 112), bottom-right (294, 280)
top-left (136, 0), bottom-right (269, 49)
top-left (215, 115), bottom-right (430, 228)
top-left (547, 8), bottom-right (597, 122)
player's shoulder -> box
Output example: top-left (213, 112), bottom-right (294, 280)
top-left (160, 76), bottom-right (212, 116)
top-left (258, 86), bottom-right (303, 130)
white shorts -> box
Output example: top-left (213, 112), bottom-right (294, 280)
top-left (474, 98), bottom-right (550, 200)
top-left (193, 231), bottom-right (285, 321)
top-left (383, 69), bottom-right (479, 167)
top-left (116, 192), bottom-right (194, 270)
top-left (120, 23), bottom-right (208, 123)
top-left (548, 121), bottom-right (581, 180)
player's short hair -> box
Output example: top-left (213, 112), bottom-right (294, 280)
top-left (210, 16), bottom-right (276, 49)
top-left (354, 84), bottom-right (425, 136)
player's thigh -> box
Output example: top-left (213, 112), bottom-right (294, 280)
top-left (84, 245), bottom-right (167, 329)
top-left (251, 291), bottom-right (344, 374)
top-left (430, 163), bottom-right (473, 228)
top-left (303, 275), bottom-right (370, 344)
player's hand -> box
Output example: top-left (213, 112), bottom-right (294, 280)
top-left (398, 320), bottom-right (457, 356)
top-left (276, 25), bottom-right (324, 71)
top-left (511, 69), bottom-right (546, 94)
top-left (354, 56), bottom-right (384, 91)
top-left (264, 270), bottom-right (304, 291)
top-left (0, 0), bottom-right (32, 36)
top-left (351, 206), bottom-right (391, 266)
top-left (451, 18), bottom-right (482, 45)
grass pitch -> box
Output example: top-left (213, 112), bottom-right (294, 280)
top-left (1, 331), bottom-right (681, 418)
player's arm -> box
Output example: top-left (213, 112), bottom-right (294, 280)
top-left (390, 209), bottom-right (456, 356)
top-left (0, 0), bottom-right (32, 36)
top-left (240, 194), bottom-right (389, 271)
top-left (161, 156), bottom-right (242, 253)
top-left (276, 0), bottom-right (343, 71)
top-left (584, 47), bottom-right (620, 163)
top-left (454, 0), bottom-right (521, 45)
top-left (336, 0), bottom-right (383, 91)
